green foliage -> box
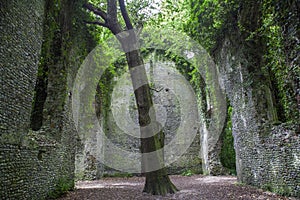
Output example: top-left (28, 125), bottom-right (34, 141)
top-left (186, 0), bottom-right (299, 123)
top-left (234, 182), bottom-right (246, 186)
top-left (220, 106), bottom-right (236, 174)
top-left (83, 1), bottom-right (112, 44)
top-left (127, 0), bottom-right (160, 27)
top-left (47, 177), bottom-right (74, 199)
top-left (275, 186), bottom-right (292, 197)
top-left (86, 0), bottom-right (160, 34)
top-left (262, 183), bottom-right (293, 197)
top-left (260, 0), bottom-right (300, 123)
top-left (181, 169), bottom-right (195, 176)
top-left (186, 0), bottom-right (239, 51)
top-left (149, 0), bottom-right (189, 31)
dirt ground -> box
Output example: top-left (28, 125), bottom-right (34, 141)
top-left (57, 175), bottom-right (299, 200)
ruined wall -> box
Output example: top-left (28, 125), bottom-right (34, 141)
top-left (214, 1), bottom-right (300, 196)
top-left (0, 0), bottom-right (95, 199)
top-left (0, 0), bottom-right (44, 142)
top-left (0, 0), bottom-right (48, 198)
top-left (75, 60), bottom-right (202, 179)
top-left (216, 36), bottom-right (299, 196)
top-left (103, 62), bottom-right (202, 176)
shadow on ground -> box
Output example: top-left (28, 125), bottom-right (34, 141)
top-left (57, 175), bottom-right (298, 200)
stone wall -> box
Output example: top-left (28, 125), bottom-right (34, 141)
top-left (0, 143), bottom-right (69, 199)
top-left (216, 31), bottom-right (300, 197)
top-left (0, 0), bottom-right (95, 199)
top-left (0, 0), bottom-right (45, 142)
top-left (209, 1), bottom-right (300, 196)
top-left (251, 125), bottom-right (299, 196)
top-left (105, 62), bottom-right (202, 176)
top-left (75, 61), bottom-right (202, 179)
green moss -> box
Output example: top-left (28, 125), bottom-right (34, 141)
top-left (181, 169), bottom-right (196, 176)
top-left (262, 183), bottom-right (273, 192)
top-left (275, 186), bottom-right (292, 197)
top-left (186, 0), bottom-right (299, 124)
top-left (260, 0), bottom-right (299, 123)
top-left (262, 183), bottom-right (293, 197)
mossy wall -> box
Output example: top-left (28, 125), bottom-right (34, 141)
top-left (102, 62), bottom-right (202, 176)
top-left (75, 59), bottom-right (202, 179)
top-left (213, 1), bottom-right (300, 196)
top-left (216, 35), bottom-right (300, 196)
top-left (187, 0), bottom-right (299, 196)
top-left (0, 0), bottom-right (96, 199)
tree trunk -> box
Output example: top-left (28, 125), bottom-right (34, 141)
top-left (83, 0), bottom-right (178, 195)
top-left (124, 46), bottom-right (178, 195)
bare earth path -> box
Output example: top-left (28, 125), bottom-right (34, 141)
top-left (58, 175), bottom-right (298, 200)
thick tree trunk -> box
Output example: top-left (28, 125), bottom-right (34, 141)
top-left (124, 47), bottom-right (178, 195)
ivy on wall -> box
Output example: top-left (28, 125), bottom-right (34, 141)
top-left (186, 0), bottom-right (239, 51)
top-left (260, 0), bottom-right (300, 123)
top-left (30, 0), bottom-right (62, 131)
top-left (186, 0), bottom-right (299, 123)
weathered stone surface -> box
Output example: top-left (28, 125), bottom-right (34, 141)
top-left (0, 0), bottom-right (95, 199)
top-left (215, 34), bottom-right (300, 197)
top-left (0, 0), bottom-right (44, 142)
top-left (76, 61), bottom-right (202, 178)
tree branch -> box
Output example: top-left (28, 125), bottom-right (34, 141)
top-left (118, 0), bottom-right (134, 30)
top-left (107, 0), bottom-right (118, 24)
top-left (83, 3), bottom-right (107, 21)
top-left (107, 0), bottom-right (123, 35)
top-left (83, 20), bottom-right (109, 28)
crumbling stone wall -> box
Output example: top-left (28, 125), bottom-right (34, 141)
top-left (216, 36), bottom-right (300, 196)
top-left (204, 0), bottom-right (300, 196)
top-left (102, 62), bottom-right (202, 176)
top-left (214, 1), bottom-right (300, 194)
top-left (0, 0), bottom-right (95, 199)
top-left (76, 61), bottom-right (202, 179)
